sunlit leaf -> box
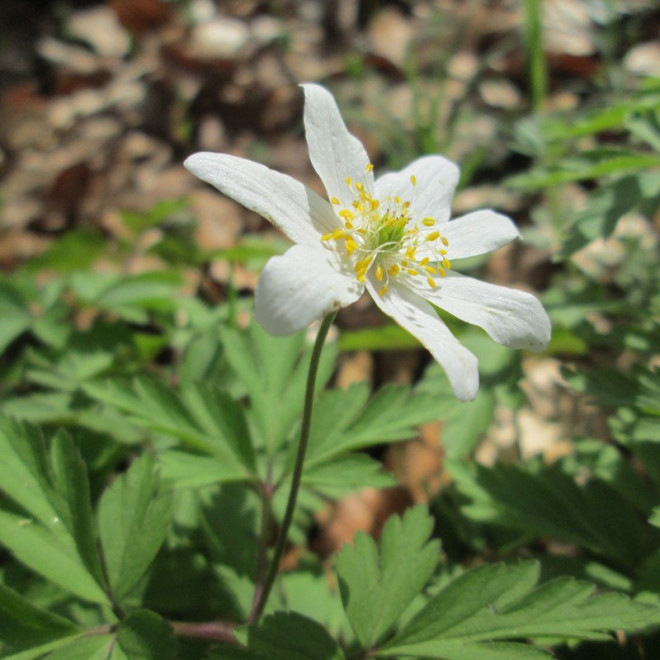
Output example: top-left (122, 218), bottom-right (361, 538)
top-left (98, 454), bottom-right (172, 602)
top-left (381, 561), bottom-right (660, 657)
top-left (336, 505), bottom-right (439, 648)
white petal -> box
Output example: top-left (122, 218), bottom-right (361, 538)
top-left (254, 244), bottom-right (363, 336)
top-left (366, 278), bottom-right (479, 401)
top-left (301, 83), bottom-right (374, 207)
top-left (421, 273), bottom-right (551, 351)
top-left (184, 152), bottom-right (339, 245)
top-left (441, 210), bottom-right (520, 260)
top-left (375, 155), bottom-right (459, 224)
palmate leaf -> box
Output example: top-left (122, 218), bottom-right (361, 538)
top-left (0, 279), bottom-right (32, 353)
top-left (0, 419), bottom-right (109, 605)
top-left (336, 505), bottom-right (440, 649)
top-left (380, 561), bottom-right (660, 658)
top-left (229, 611), bottom-right (345, 660)
top-left (98, 454), bottom-right (172, 603)
top-left (71, 270), bottom-right (184, 324)
top-left (559, 172), bottom-right (660, 258)
top-left (83, 377), bottom-right (252, 478)
top-left (0, 417), bottom-right (56, 525)
top-left (506, 150), bottom-right (660, 188)
top-left (114, 610), bottom-right (179, 660)
top-left (3, 635), bottom-right (114, 660)
top-left (451, 460), bottom-right (647, 570)
top-left (219, 323), bottom-right (337, 452)
top-left (0, 582), bottom-right (78, 650)
top-left (305, 383), bottom-right (443, 467)
top-left (302, 453), bottom-right (396, 498)
top-left (0, 510), bottom-right (108, 605)
top-left (48, 431), bottom-right (107, 587)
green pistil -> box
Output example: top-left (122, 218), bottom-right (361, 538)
top-left (375, 215), bottom-right (407, 251)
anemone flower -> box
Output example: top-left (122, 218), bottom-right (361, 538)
top-left (184, 84), bottom-right (551, 400)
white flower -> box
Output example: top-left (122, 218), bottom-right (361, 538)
top-left (184, 84), bottom-right (551, 401)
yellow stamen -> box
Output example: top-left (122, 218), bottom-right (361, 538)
top-left (365, 163), bottom-right (374, 172)
top-left (355, 182), bottom-right (364, 192)
top-left (375, 264), bottom-right (384, 281)
top-left (410, 175), bottom-right (417, 186)
top-left (425, 231), bottom-right (440, 242)
top-left (345, 240), bottom-right (358, 254)
top-left (422, 218), bottom-right (435, 227)
top-left (354, 257), bottom-right (372, 273)
top-left (331, 197), bottom-right (340, 205)
top-left (427, 276), bottom-right (437, 288)
top-left (378, 285), bottom-right (388, 296)
top-left (441, 236), bottom-right (449, 247)
top-left (407, 269), bottom-right (419, 276)
top-left (346, 176), bottom-right (352, 186)
top-left (388, 265), bottom-right (400, 275)
top-left (339, 209), bottom-right (355, 220)
top-left (442, 258), bottom-right (451, 269)
top-left (419, 257), bottom-right (430, 266)
top-left (370, 199), bottom-right (379, 210)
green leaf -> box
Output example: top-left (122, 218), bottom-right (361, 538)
top-left (235, 611), bottom-right (344, 660)
top-left (157, 450), bottom-right (248, 489)
top-left (98, 454), bottom-right (172, 602)
top-left (559, 173), bottom-right (660, 257)
top-left (26, 350), bottom-right (114, 392)
top-left (48, 431), bottom-right (106, 588)
top-left (48, 635), bottom-right (115, 660)
top-left (302, 453), bottom-right (396, 498)
top-left (440, 389), bottom-right (496, 459)
top-left (306, 383), bottom-right (442, 467)
top-left (380, 641), bottom-right (550, 659)
top-left (83, 377), bottom-right (251, 476)
top-left (0, 280), bottom-right (32, 353)
top-left (382, 561), bottom-right (660, 656)
top-left (115, 610), bottom-right (178, 660)
top-left (276, 570), bottom-right (350, 639)
top-left (197, 483), bottom-right (260, 577)
top-left (182, 382), bottom-right (256, 472)
top-left (93, 272), bottom-right (183, 318)
top-left (338, 323), bottom-right (422, 351)
top-left (336, 505), bottom-right (439, 648)
top-left (0, 419), bottom-right (108, 605)
top-left (1, 392), bottom-right (77, 425)
top-left (3, 635), bottom-right (114, 660)
top-left (451, 460), bottom-right (647, 569)
top-left (0, 418), bottom-right (57, 525)
top-left (0, 582), bottom-right (78, 649)
top-left (25, 229), bottom-right (107, 273)
top-left (220, 323), bottom-right (336, 453)
top-left (507, 151), bottom-right (660, 188)
top-left (0, 509), bottom-right (109, 605)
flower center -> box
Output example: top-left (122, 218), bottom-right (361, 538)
top-left (320, 165), bottom-right (451, 296)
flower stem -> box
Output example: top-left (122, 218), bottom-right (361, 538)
top-left (251, 312), bottom-right (337, 623)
